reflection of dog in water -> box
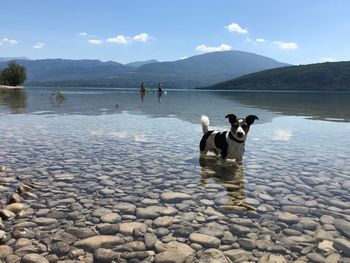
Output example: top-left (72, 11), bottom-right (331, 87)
top-left (199, 155), bottom-right (256, 211)
top-left (200, 114), bottom-right (258, 165)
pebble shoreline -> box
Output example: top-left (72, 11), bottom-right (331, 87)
top-left (1, 160), bottom-right (350, 263)
top-left (1, 112), bottom-right (350, 263)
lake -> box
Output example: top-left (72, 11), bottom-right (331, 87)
top-left (1, 87), bottom-right (350, 262)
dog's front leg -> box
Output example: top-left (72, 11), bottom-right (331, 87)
top-left (236, 157), bottom-right (243, 165)
top-left (220, 158), bottom-right (227, 167)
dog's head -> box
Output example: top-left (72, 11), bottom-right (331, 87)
top-left (225, 114), bottom-right (258, 141)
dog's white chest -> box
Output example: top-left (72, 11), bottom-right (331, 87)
top-left (227, 141), bottom-right (245, 159)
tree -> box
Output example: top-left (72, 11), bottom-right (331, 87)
top-left (0, 61), bottom-right (26, 86)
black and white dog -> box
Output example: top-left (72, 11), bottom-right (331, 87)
top-left (200, 114), bottom-right (258, 165)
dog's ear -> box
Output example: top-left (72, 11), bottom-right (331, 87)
top-left (225, 114), bottom-right (237, 125)
top-left (246, 115), bottom-right (259, 126)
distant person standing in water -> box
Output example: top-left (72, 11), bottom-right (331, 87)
top-left (140, 82), bottom-right (145, 93)
top-left (158, 83), bottom-right (162, 93)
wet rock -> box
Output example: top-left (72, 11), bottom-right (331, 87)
top-left (66, 227), bottom-right (96, 239)
top-left (223, 249), bottom-right (249, 261)
top-left (14, 238), bottom-right (32, 250)
top-left (74, 235), bottom-right (124, 252)
top-left (51, 241), bottom-right (71, 255)
top-left (300, 218), bottom-right (319, 230)
top-left (320, 215), bottom-right (334, 225)
top-left (0, 230), bottom-right (5, 240)
top-left (306, 252), bottom-right (326, 263)
top-left (334, 219), bottom-right (350, 238)
top-left (92, 208), bottom-right (112, 217)
top-left (135, 207), bottom-right (159, 219)
top-left (100, 212), bottom-right (121, 223)
top-left (22, 253), bottom-right (49, 263)
top-left (154, 241), bottom-right (194, 263)
top-left (160, 192), bottom-right (192, 202)
top-left (8, 193), bottom-right (21, 204)
top-left (68, 248), bottom-right (85, 259)
top-left (259, 254), bottom-right (288, 263)
top-left (230, 224), bottom-right (250, 236)
top-left (315, 229), bottom-right (333, 241)
top-left (114, 202), bottom-right (136, 214)
top-left (4, 203), bottom-right (28, 214)
top-left (96, 223), bottom-right (119, 235)
top-left (318, 240), bottom-right (335, 253)
top-left (189, 233), bottom-right (221, 248)
top-left (278, 212), bottom-right (299, 224)
top-left (237, 238), bottom-right (256, 250)
top-left (94, 248), bottom-right (120, 262)
top-left (156, 227), bottom-right (170, 238)
top-left (154, 216), bottom-right (173, 227)
top-left (333, 238), bottom-right (350, 256)
top-left (32, 217), bottom-right (58, 226)
top-left (119, 222), bottom-right (147, 235)
top-left (0, 209), bottom-right (16, 220)
top-left (0, 245), bottom-right (13, 259)
top-left (121, 251), bottom-right (155, 260)
top-left (282, 206), bottom-right (309, 214)
top-left (198, 248), bottom-right (230, 263)
top-left (144, 233), bottom-right (158, 249)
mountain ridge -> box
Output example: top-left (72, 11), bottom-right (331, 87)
top-left (0, 51), bottom-right (289, 88)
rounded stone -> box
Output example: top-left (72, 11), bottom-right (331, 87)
top-left (4, 203), bottom-right (28, 214)
top-left (199, 248), bottom-right (230, 263)
top-left (94, 248), bottom-right (120, 262)
top-left (0, 245), bottom-right (13, 259)
top-left (22, 253), bottom-right (49, 263)
top-left (189, 233), bottom-right (221, 248)
top-left (160, 192), bottom-right (192, 202)
top-left (74, 235), bottom-right (124, 252)
top-left (100, 212), bottom-right (121, 223)
top-left (119, 222), bottom-right (148, 236)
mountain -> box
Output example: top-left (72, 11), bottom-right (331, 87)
top-left (200, 61), bottom-right (350, 91)
top-left (0, 59), bottom-right (134, 82)
top-left (0, 57), bottom-right (30, 62)
top-left (0, 51), bottom-right (289, 88)
top-left (126, 59), bottom-right (158, 68)
top-left (138, 51), bottom-right (290, 85)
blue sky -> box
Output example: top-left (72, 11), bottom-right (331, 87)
top-left (0, 0), bottom-right (349, 65)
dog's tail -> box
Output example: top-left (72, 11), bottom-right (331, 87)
top-left (201, 115), bottom-right (210, 134)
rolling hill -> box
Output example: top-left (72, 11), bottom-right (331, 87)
top-left (0, 51), bottom-right (289, 88)
top-left (201, 61), bottom-right (350, 91)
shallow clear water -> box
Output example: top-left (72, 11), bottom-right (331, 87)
top-left (1, 87), bottom-right (350, 261)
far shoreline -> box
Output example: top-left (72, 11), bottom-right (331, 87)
top-left (0, 85), bottom-right (24, 90)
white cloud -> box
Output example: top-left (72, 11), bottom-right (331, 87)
top-left (106, 35), bottom-right (128, 44)
top-left (88, 39), bottom-right (102, 45)
top-left (321, 57), bottom-right (336, 62)
top-left (196, 43), bottom-right (232, 53)
top-left (225, 23), bottom-right (248, 34)
top-left (274, 129), bottom-right (292, 141)
top-left (274, 41), bottom-right (298, 49)
top-left (33, 42), bottom-right (46, 49)
top-left (1, 38), bottom-right (18, 45)
top-left (133, 33), bottom-right (150, 42)
top-left (78, 32), bottom-right (88, 36)
top-left (179, 56), bottom-right (188, 60)
top-left (255, 38), bottom-right (265, 42)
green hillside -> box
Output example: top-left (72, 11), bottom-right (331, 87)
top-left (201, 61), bottom-right (350, 91)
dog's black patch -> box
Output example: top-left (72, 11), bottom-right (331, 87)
top-left (214, 131), bottom-right (228, 159)
top-left (200, 130), bottom-right (214, 151)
